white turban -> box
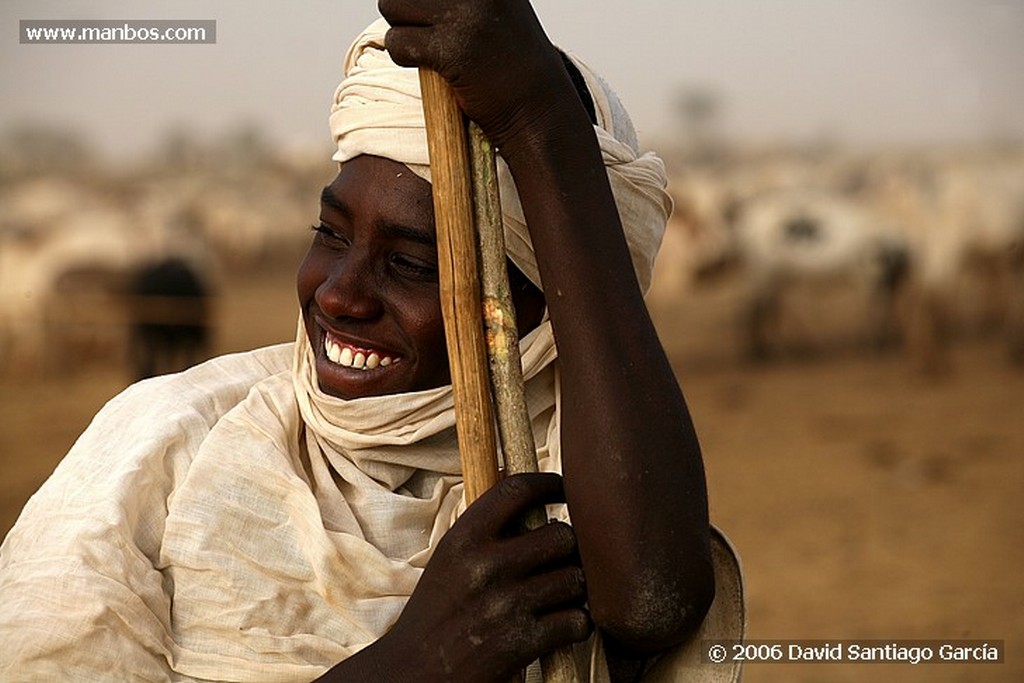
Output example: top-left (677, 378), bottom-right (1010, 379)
top-left (328, 18), bottom-right (672, 294)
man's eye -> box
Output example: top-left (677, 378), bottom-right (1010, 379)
top-left (311, 224), bottom-right (349, 249)
top-left (391, 254), bottom-right (438, 281)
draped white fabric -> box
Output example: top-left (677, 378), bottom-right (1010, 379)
top-left (0, 342), bottom-right (743, 682)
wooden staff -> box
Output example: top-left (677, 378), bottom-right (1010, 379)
top-left (418, 68), bottom-right (501, 504)
top-left (419, 67), bottom-right (579, 683)
top-left (468, 120), bottom-right (581, 683)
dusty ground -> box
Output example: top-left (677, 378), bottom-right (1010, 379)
top-left (2, 260), bottom-right (1021, 682)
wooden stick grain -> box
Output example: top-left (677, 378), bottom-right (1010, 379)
top-left (468, 122), bottom-right (537, 477)
top-left (418, 68), bottom-right (500, 504)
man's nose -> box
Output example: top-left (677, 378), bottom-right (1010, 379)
top-left (315, 255), bottom-right (384, 320)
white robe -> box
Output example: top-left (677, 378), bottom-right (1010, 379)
top-left (1, 333), bottom-right (743, 682)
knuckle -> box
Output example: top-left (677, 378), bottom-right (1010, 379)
top-left (567, 566), bottom-right (587, 592)
top-left (436, 517), bottom-right (473, 554)
top-left (383, 33), bottom-right (414, 67)
top-left (536, 607), bottom-right (593, 648)
top-left (553, 566), bottom-right (586, 605)
top-left (547, 521), bottom-right (576, 551)
top-left (497, 471), bottom-right (561, 502)
top-left (571, 608), bottom-right (595, 639)
top-left (457, 543), bottom-right (508, 593)
top-left (495, 472), bottom-right (532, 501)
top-left (482, 585), bottom-right (519, 624)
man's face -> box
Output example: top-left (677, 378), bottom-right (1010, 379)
top-left (297, 154), bottom-right (547, 400)
top-left (297, 155), bottom-right (450, 399)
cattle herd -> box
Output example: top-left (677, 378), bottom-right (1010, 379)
top-left (661, 144), bottom-right (1024, 373)
top-left (0, 155), bottom-right (324, 379)
top-left (2, 143), bottom-right (1022, 379)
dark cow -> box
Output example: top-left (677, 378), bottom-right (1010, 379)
top-left (127, 257), bottom-right (212, 380)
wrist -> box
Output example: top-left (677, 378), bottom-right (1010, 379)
top-left (485, 74), bottom-right (595, 164)
top-left (314, 633), bottom-right (416, 683)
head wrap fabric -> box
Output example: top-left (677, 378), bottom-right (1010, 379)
top-left (329, 18), bottom-right (672, 295)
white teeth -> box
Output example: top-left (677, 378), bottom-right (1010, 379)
top-left (327, 341), bottom-right (341, 363)
top-left (324, 335), bottom-right (398, 371)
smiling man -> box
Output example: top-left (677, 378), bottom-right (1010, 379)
top-left (300, 156), bottom-right (450, 398)
top-left (300, 155), bottom-right (547, 400)
top-left (0, 2), bottom-right (743, 681)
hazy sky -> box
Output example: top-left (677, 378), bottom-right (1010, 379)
top-left (3, 0), bottom-right (1023, 163)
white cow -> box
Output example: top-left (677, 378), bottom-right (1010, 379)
top-left (868, 152), bottom-right (1024, 371)
top-left (727, 185), bottom-right (911, 360)
top-left (0, 206), bottom-right (142, 374)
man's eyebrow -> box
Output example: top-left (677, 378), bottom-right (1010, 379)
top-left (380, 221), bottom-right (436, 249)
top-left (320, 185), bottom-right (436, 249)
top-left (320, 186), bottom-right (346, 213)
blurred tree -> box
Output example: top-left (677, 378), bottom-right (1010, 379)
top-left (0, 124), bottom-right (96, 179)
top-left (161, 127), bottom-right (206, 172)
top-left (674, 85), bottom-right (728, 166)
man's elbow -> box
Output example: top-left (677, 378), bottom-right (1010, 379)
top-left (595, 559), bottom-right (716, 656)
